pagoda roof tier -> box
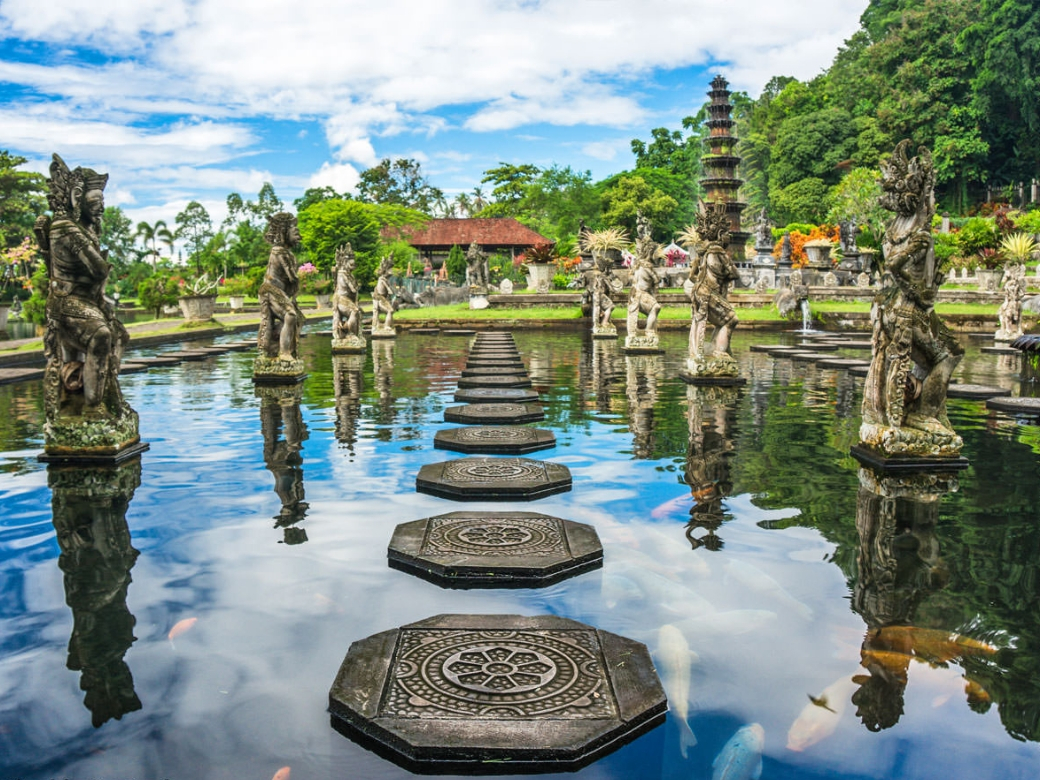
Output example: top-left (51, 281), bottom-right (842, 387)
top-left (706, 118), bottom-right (735, 129)
top-left (700, 177), bottom-right (746, 188)
top-left (701, 155), bottom-right (742, 166)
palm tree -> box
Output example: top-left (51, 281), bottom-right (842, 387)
top-left (135, 220), bottom-right (173, 267)
top-left (471, 186), bottom-right (487, 215)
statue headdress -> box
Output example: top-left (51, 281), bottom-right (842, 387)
top-left (264, 212), bottom-right (297, 245)
top-left (696, 200), bottom-right (731, 246)
top-left (335, 243), bottom-right (355, 269)
top-left (46, 153), bottom-right (108, 219)
top-left (879, 140), bottom-right (935, 218)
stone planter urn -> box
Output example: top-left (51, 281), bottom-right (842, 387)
top-left (526, 262), bottom-right (555, 293)
top-left (315, 293), bottom-right (332, 309)
top-left (976, 268), bottom-right (1003, 293)
top-left (0, 303), bottom-right (10, 330)
top-left (178, 294), bottom-right (218, 321)
top-left (228, 295), bottom-right (245, 311)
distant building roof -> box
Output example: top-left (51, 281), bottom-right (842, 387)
top-left (404, 218), bottom-right (549, 249)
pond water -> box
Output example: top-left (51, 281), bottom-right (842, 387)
top-left (1, 328), bottom-right (1039, 780)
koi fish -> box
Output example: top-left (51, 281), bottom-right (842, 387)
top-left (873, 626), bottom-right (998, 662)
top-left (655, 624), bottom-right (698, 757)
top-left (787, 676), bottom-right (856, 751)
top-left (168, 617), bottom-right (197, 641)
top-left (726, 559), bottom-right (813, 621)
top-left (650, 493), bottom-right (693, 520)
top-left (713, 723), bottom-right (765, 780)
top-left (272, 767), bottom-right (291, 780)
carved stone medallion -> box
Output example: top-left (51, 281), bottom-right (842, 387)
top-left (444, 403), bottom-right (546, 425)
top-left (388, 511), bottom-right (603, 587)
top-left (457, 375), bottom-right (532, 389)
top-left (454, 387), bottom-right (540, 404)
top-left (416, 457), bottom-right (571, 500)
top-left (434, 426), bottom-right (555, 454)
top-left (328, 614), bottom-right (666, 773)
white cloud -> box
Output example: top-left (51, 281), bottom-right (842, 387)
top-left (309, 162), bottom-right (361, 195)
top-left (581, 139), bottom-right (629, 162)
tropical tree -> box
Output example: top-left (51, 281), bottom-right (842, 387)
top-left (0, 151), bottom-right (47, 249)
top-left (135, 220), bottom-right (174, 266)
top-left (357, 158), bottom-right (443, 213)
top-left (174, 201), bottom-right (214, 276)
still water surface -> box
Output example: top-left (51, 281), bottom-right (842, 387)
top-left (1, 328), bottom-right (1038, 779)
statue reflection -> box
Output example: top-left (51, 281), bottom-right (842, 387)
top-left (257, 384), bottom-right (309, 545)
top-left (684, 384), bottom-right (738, 551)
top-left (590, 339), bottom-right (620, 415)
top-left (48, 457), bottom-right (143, 727)
top-left (333, 354), bottom-right (364, 456)
top-left (850, 466), bottom-right (995, 731)
top-left (625, 354), bottom-right (660, 459)
top-left (372, 340), bottom-right (395, 436)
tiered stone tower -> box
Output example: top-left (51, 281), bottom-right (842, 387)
top-left (700, 75), bottom-right (749, 263)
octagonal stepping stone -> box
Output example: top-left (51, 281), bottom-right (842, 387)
top-left (130, 355), bottom-right (183, 366)
top-left (454, 387), bottom-right (540, 404)
top-left (986, 396), bottom-right (1040, 416)
top-left (789, 351), bottom-right (830, 362)
top-left (187, 345), bottom-right (231, 355)
top-left (445, 403), bottom-right (546, 425)
top-left (222, 341), bottom-right (256, 351)
top-left (848, 364), bottom-right (870, 377)
top-left (761, 345), bottom-right (803, 354)
top-left (469, 349), bottom-right (520, 358)
top-left (411, 328), bottom-right (440, 335)
top-left (458, 375), bottom-right (532, 389)
top-left (162, 350), bottom-right (213, 361)
top-left (416, 457), bottom-right (571, 501)
top-left (816, 357), bottom-right (871, 370)
top-left (823, 339), bottom-right (873, 350)
top-left (948, 383), bottom-right (1011, 399)
top-left (797, 342), bottom-right (839, 351)
top-left (981, 345), bottom-right (1021, 355)
top-left (328, 613), bottom-right (665, 773)
top-left (119, 362), bottom-right (149, 375)
top-left (442, 329), bottom-right (477, 336)
top-left (0, 367), bottom-right (44, 386)
top-left (461, 366), bottom-right (529, 377)
top-left (388, 511), bottom-right (602, 588)
top-left (749, 343), bottom-right (786, 352)
top-left (467, 359), bottom-right (526, 369)
top-left (435, 426), bottom-right (555, 454)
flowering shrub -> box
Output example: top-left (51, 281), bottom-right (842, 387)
top-left (297, 262), bottom-right (333, 294)
top-left (0, 237), bottom-right (35, 303)
top-left (772, 225), bottom-right (839, 267)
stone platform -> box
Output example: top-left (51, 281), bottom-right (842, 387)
top-left (434, 425), bottom-right (554, 454)
top-left (454, 387), bottom-right (540, 404)
top-left (445, 403), bottom-right (546, 425)
top-left (948, 383), bottom-right (1011, 399)
top-left (986, 396), bottom-right (1040, 416)
top-left (328, 614), bottom-right (665, 774)
top-left (416, 457), bottom-right (571, 500)
top-left (461, 366), bottom-right (528, 377)
top-left (388, 511), bottom-right (602, 588)
top-left (457, 375), bottom-right (532, 389)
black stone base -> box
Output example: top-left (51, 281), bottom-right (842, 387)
top-left (252, 372), bottom-right (307, 386)
top-left (39, 440), bottom-right (150, 465)
top-left (850, 444), bottom-right (969, 472)
top-left (678, 372), bottom-right (746, 386)
top-left (434, 426), bottom-right (555, 454)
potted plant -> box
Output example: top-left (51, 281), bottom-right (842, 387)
top-left (520, 242), bottom-right (559, 292)
top-left (222, 276), bottom-right (253, 311)
top-left (298, 262), bottom-right (334, 307)
top-left (178, 272), bottom-right (219, 321)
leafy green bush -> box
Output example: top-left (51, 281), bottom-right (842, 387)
top-left (1012, 209), bottom-right (1040, 234)
top-left (445, 244), bottom-right (466, 285)
top-left (20, 264), bottom-right (48, 325)
top-left (137, 272), bottom-right (179, 318)
top-left (552, 273), bottom-right (571, 290)
top-left (933, 231), bottom-right (959, 272)
top-left (956, 217), bottom-right (998, 258)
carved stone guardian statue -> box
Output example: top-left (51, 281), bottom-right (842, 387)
top-left (465, 241), bottom-right (490, 309)
top-left (680, 201), bottom-right (742, 384)
top-left (856, 141), bottom-right (965, 465)
top-left (331, 243), bottom-right (365, 354)
top-left (580, 228), bottom-right (626, 339)
top-left (995, 263), bottom-right (1025, 342)
top-left (254, 212), bottom-right (306, 384)
top-left (34, 154), bottom-right (145, 462)
top-left (623, 214), bottom-right (664, 354)
top-left (370, 255), bottom-right (397, 338)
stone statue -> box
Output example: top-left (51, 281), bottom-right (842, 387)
top-left (465, 241), bottom-right (489, 292)
top-left (34, 154), bottom-right (141, 460)
top-left (995, 263), bottom-right (1025, 342)
top-left (754, 208), bottom-right (773, 251)
top-left (684, 201), bottom-right (740, 378)
top-left (331, 243), bottom-right (365, 353)
top-left (859, 141), bottom-right (964, 460)
top-left (371, 254), bottom-right (397, 336)
top-left (584, 250), bottom-right (620, 338)
top-left (779, 233), bottom-right (793, 266)
top-left (840, 219), bottom-right (859, 254)
top-left (254, 212), bottom-right (306, 383)
top-left (624, 213), bottom-right (662, 352)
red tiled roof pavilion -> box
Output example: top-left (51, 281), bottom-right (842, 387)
top-left (403, 218), bottom-right (549, 259)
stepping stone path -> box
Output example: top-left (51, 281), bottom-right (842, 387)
top-left (388, 511), bottom-right (602, 587)
top-left (328, 614), bottom-right (665, 773)
top-left (981, 346), bottom-right (1020, 355)
top-left (457, 375), bottom-right (533, 388)
top-left (816, 357), bottom-right (871, 370)
top-left (127, 355), bottom-right (183, 367)
top-left (162, 350), bottom-right (215, 361)
top-left (335, 329), bottom-right (655, 772)
top-left (118, 362), bottom-right (149, 375)
top-left (0, 367), bottom-right (44, 385)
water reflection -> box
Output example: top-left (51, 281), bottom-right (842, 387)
top-left (625, 354), bottom-right (660, 459)
top-left (589, 338), bottom-right (620, 415)
top-left (333, 354), bottom-right (364, 455)
top-left (850, 467), bottom-right (994, 731)
top-left (684, 385), bottom-right (739, 551)
top-left (257, 384), bottom-right (309, 545)
top-left (48, 458), bottom-right (142, 728)
top-left (372, 340), bottom-right (396, 436)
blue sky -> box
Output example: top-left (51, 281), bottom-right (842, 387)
top-left (0, 0), bottom-right (866, 233)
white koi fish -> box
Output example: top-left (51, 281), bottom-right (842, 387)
top-left (786, 675), bottom-right (857, 751)
top-left (655, 624), bottom-right (699, 757)
top-left (713, 723), bottom-right (765, 780)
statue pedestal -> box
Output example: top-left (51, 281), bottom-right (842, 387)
top-left (40, 403), bottom-right (148, 464)
top-left (370, 325), bottom-right (397, 340)
top-left (526, 263), bottom-right (554, 292)
top-left (592, 323), bottom-right (617, 340)
top-left (469, 293), bottom-right (489, 310)
top-left (252, 355), bottom-right (306, 385)
top-left (857, 423), bottom-right (965, 463)
top-left (851, 444), bottom-right (968, 473)
top-left (678, 354), bottom-right (745, 386)
top-left (332, 335), bottom-right (367, 354)
top-left (623, 332), bottom-right (663, 355)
